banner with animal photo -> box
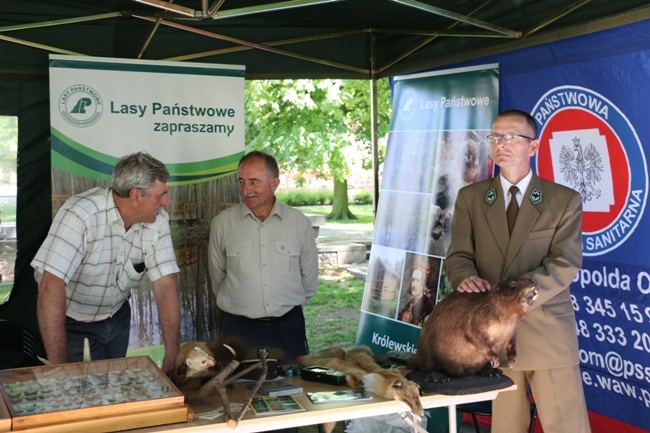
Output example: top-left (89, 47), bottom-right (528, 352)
top-left (355, 64), bottom-right (499, 355)
top-left (48, 55), bottom-right (246, 351)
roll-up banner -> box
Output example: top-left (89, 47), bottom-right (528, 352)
top-left (355, 64), bottom-right (499, 354)
top-left (49, 55), bottom-right (245, 184)
top-left (48, 55), bottom-right (246, 349)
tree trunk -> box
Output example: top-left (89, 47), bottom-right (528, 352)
top-left (326, 178), bottom-right (357, 220)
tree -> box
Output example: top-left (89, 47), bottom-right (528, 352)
top-left (245, 79), bottom-right (391, 219)
top-left (0, 116), bottom-right (18, 186)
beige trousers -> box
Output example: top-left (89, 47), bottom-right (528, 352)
top-left (492, 366), bottom-right (591, 433)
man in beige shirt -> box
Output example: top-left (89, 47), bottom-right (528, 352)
top-left (208, 150), bottom-right (318, 364)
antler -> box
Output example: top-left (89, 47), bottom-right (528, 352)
top-left (184, 345), bottom-right (269, 428)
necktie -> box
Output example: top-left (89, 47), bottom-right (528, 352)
top-left (507, 185), bottom-right (519, 235)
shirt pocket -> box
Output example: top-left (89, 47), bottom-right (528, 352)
top-left (117, 260), bottom-right (146, 292)
top-left (275, 242), bottom-right (300, 276)
top-left (226, 242), bottom-right (253, 273)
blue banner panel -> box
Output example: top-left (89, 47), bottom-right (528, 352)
top-left (409, 19), bottom-right (650, 433)
top-left (495, 22), bottom-right (650, 433)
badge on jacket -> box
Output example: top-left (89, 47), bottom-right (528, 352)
top-left (529, 189), bottom-right (543, 205)
top-left (486, 189), bottom-right (497, 204)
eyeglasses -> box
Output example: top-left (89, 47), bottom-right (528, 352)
top-left (487, 133), bottom-right (535, 144)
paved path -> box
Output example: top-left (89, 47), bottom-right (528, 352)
top-left (318, 223), bottom-right (373, 246)
top-left (317, 223), bottom-right (372, 278)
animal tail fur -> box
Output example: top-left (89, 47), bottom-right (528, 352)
top-left (297, 353), bottom-right (367, 389)
top-left (297, 346), bottom-right (423, 417)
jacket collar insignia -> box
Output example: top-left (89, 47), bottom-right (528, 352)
top-left (486, 188), bottom-right (497, 204)
top-left (529, 188), bottom-right (543, 205)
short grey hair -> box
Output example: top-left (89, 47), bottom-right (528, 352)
top-left (110, 152), bottom-right (170, 198)
top-left (239, 150), bottom-right (280, 178)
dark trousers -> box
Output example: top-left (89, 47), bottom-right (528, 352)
top-left (65, 300), bottom-right (131, 362)
top-left (221, 306), bottom-right (306, 433)
top-left (220, 306), bottom-right (308, 365)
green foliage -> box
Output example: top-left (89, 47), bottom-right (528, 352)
top-left (0, 202), bottom-right (15, 223)
top-left (278, 190), bottom-right (373, 210)
top-left (339, 79), bottom-right (392, 171)
top-left (245, 80), bottom-right (345, 177)
top-left (0, 116), bottom-right (18, 186)
top-left (245, 79), bottom-right (390, 219)
top-left (245, 79), bottom-right (392, 180)
top-left (293, 172), bottom-right (307, 188)
top-left (276, 189), bottom-right (333, 206)
top-left (352, 190), bottom-right (373, 205)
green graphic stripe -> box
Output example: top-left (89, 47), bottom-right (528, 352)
top-left (49, 58), bottom-right (245, 78)
top-left (52, 150), bottom-right (113, 180)
top-left (169, 169), bottom-right (237, 185)
top-left (165, 152), bottom-right (243, 175)
top-left (52, 128), bottom-right (118, 165)
top-left (52, 128), bottom-right (241, 175)
top-left (51, 133), bottom-right (116, 178)
top-left (52, 146), bottom-right (236, 184)
top-left (51, 131), bottom-right (242, 180)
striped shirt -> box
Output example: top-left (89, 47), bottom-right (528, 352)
top-left (31, 187), bottom-right (179, 322)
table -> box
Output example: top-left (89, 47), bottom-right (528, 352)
top-left (138, 375), bottom-right (515, 433)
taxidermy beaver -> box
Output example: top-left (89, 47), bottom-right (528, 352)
top-left (409, 277), bottom-right (538, 382)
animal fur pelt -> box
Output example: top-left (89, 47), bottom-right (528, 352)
top-left (298, 346), bottom-right (423, 417)
top-left (168, 336), bottom-right (248, 390)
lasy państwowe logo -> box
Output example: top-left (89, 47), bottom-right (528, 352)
top-left (58, 84), bottom-right (103, 127)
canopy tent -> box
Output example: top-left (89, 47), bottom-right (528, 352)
top-left (1, 0), bottom-right (650, 79)
top-left (1, 0), bottom-right (650, 331)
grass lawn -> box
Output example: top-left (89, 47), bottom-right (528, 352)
top-left (298, 204), bottom-right (372, 354)
top-left (305, 269), bottom-right (365, 354)
top-left (0, 202), bottom-right (16, 223)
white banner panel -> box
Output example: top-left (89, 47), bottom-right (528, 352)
top-left (49, 55), bottom-right (245, 183)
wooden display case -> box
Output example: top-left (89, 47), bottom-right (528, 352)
top-left (0, 356), bottom-right (190, 432)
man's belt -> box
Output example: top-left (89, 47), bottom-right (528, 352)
top-left (241, 305), bottom-right (300, 324)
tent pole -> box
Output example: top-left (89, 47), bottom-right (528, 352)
top-left (369, 32), bottom-right (379, 220)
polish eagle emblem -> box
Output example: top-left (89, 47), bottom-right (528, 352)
top-left (558, 137), bottom-right (604, 202)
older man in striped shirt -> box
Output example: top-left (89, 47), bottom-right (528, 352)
top-left (31, 152), bottom-right (180, 372)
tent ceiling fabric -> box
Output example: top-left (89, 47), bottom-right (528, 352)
top-left (1, 0), bottom-right (650, 79)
